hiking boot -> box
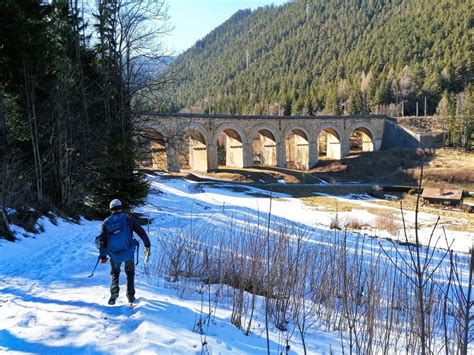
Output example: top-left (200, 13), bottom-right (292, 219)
top-left (127, 296), bottom-right (136, 304)
top-left (108, 296), bottom-right (117, 305)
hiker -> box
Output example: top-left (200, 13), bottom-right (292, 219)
top-left (98, 199), bottom-right (151, 305)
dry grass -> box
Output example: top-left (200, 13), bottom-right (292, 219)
top-left (300, 195), bottom-right (361, 212)
top-left (298, 193), bottom-right (474, 233)
top-left (179, 148), bottom-right (474, 191)
top-left (270, 185), bottom-right (370, 197)
top-left (345, 216), bottom-right (367, 230)
top-left (310, 148), bottom-right (432, 185)
top-left (310, 148), bottom-right (474, 190)
top-left (375, 211), bottom-right (401, 235)
top-left (368, 194), bottom-right (474, 233)
top-left (405, 149), bottom-right (474, 190)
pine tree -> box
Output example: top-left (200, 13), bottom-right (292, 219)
top-left (164, 0), bottom-right (473, 116)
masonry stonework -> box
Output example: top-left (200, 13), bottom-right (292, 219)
top-left (139, 113), bottom-right (386, 172)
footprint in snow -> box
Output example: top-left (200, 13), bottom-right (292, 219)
top-left (17, 313), bottom-right (37, 328)
top-left (166, 338), bottom-right (176, 344)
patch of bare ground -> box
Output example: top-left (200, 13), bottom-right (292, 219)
top-left (299, 193), bottom-right (474, 233)
top-left (310, 148), bottom-right (431, 185)
top-left (413, 149), bottom-right (474, 190)
top-left (203, 166), bottom-right (321, 184)
top-left (368, 194), bottom-right (474, 233)
top-left (310, 148), bottom-right (474, 190)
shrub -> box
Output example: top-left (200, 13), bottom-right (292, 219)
top-left (330, 212), bottom-right (343, 230)
top-left (375, 211), bottom-right (400, 235)
top-left (345, 216), bottom-right (365, 230)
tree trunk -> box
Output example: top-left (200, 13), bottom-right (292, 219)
top-left (23, 60), bottom-right (43, 201)
top-left (0, 95), bottom-right (6, 162)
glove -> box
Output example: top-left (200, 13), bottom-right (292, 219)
top-left (144, 247), bottom-right (151, 264)
top-left (100, 256), bottom-right (107, 264)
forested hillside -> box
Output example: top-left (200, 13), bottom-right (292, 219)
top-left (166, 0), bottom-right (473, 121)
top-left (0, 1), bottom-right (168, 238)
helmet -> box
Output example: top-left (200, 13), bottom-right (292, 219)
top-left (109, 199), bottom-right (123, 210)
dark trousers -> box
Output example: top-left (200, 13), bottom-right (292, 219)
top-left (110, 259), bottom-right (135, 300)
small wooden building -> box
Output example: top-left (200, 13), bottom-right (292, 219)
top-left (421, 188), bottom-right (463, 207)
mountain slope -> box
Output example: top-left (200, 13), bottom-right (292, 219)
top-left (164, 0), bottom-right (473, 116)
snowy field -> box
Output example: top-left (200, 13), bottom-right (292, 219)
top-left (0, 174), bottom-right (472, 354)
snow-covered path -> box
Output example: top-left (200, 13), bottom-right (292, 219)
top-left (0, 218), bottom-right (311, 354)
top-left (0, 178), bottom-right (343, 354)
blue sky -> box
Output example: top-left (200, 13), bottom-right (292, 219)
top-left (165, 0), bottom-right (290, 54)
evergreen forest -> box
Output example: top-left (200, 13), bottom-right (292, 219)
top-left (166, 0), bottom-right (473, 132)
top-left (0, 0), bottom-right (169, 232)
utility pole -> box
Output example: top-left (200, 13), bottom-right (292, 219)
top-left (416, 101), bottom-right (419, 117)
top-left (424, 96), bottom-right (427, 117)
top-left (443, 105), bottom-right (447, 148)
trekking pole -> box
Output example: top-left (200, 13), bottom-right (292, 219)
top-left (136, 242), bottom-right (140, 266)
top-left (88, 256), bottom-right (100, 278)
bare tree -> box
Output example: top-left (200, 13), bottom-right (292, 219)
top-left (379, 165), bottom-right (452, 354)
top-left (93, 0), bottom-right (172, 127)
top-left (446, 242), bottom-right (474, 354)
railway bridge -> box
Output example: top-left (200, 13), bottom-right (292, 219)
top-left (138, 112), bottom-right (387, 172)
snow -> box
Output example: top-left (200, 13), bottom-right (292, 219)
top-left (1, 174), bottom-right (472, 354)
top-left (0, 178), bottom-right (342, 354)
top-left (1, 218), bottom-right (340, 354)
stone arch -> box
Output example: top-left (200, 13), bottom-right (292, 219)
top-left (186, 123), bottom-right (211, 144)
top-left (250, 125), bottom-right (280, 166)
top-left (348, 126), bottom-right (375, 152)
top-left (316, 127), bottom-right (343, 159)
top-left (284, 127), bottom-right (310, 170)
top-left (213, 125), bottom-right (247, 168)
top-left (249, 124), bottom-right (281, 143)
top-left (179, 126), bottom-right (209, 171)
top-left (139, 128), bottom-right (168, 170)
top-left (212, 124), bottom-right (248, 145)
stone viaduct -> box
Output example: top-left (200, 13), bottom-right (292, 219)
top-left (138, 112), bottom-right (387, 172)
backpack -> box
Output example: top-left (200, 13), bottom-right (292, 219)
top-left (95, 213), bottom-right (139, 264)
top-left (104, 213), bottom-right (132, 254)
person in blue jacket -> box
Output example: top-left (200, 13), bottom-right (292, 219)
top-left (98, 199), bottom-right (151, 305)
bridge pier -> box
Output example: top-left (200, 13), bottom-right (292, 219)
top-left (243, 142), bottom-right (253, 168)
top-left (277, 142), bottom-right (286, 168)
top-left (326, 135), bottom-right (342, 159)
top-left (373, 139), bottom-right (382, 151)
top-left (207, 143), bottom-right (219, 171)
top-left (225, 137), bottom-right (244, 167)
top-left (258, 132), bottom-right (278, 166)
top-left (341, 140), bottom-right (350, 158)
top-left (308, 140), bottom-right (318, 168)
top-left (166, 143), bottom-right (180, 172)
